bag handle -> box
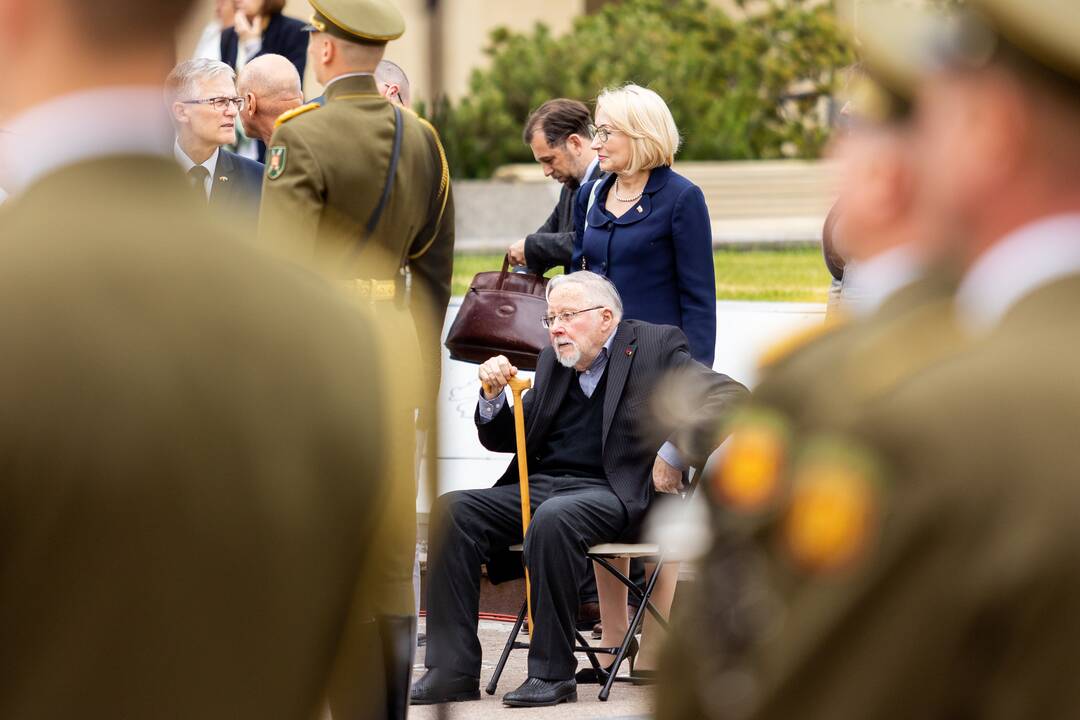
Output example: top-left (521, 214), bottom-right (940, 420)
top-left (494, 254), bottom-right (547, 294)
top-left (496, 254), bottom-right (511, 290)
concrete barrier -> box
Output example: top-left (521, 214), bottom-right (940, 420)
top-left (455, 159), bottom-right (838, 253)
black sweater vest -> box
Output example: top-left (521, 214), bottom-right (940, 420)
top-left (533, 370), bottom-right (608, 479)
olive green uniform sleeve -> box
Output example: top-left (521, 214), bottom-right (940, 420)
top-left (407, 123), bottom-right (455, 426)
top-left (258, 121), bottom-right (327, 255)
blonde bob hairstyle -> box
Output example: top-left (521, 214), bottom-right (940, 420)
top-left (595, 84), bottom-right (681, 175)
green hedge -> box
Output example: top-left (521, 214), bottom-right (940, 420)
top-left (425, 0), bottom-right (854, 179)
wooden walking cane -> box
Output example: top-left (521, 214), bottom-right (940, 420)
top-left (507, 376), bottom-right (535, 636)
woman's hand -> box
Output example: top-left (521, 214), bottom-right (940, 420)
top-left (234, 11), bottom-right (262, 44)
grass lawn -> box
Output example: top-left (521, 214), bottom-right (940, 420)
top-left (452, 247), bottom-right (831, 303)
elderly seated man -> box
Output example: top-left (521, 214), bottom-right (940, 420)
top-left (413, 272), bottom-right (748, 708)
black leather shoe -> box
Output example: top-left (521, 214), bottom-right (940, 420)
top-left (503, 677), bottom-right (577, 707)
top-left (409, 668), bottom-right (481, 705)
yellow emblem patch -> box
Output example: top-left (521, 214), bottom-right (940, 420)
top-left (783, 438), bottom-right (881, 572)
top-left (713, 409), bottom-right (790, 512)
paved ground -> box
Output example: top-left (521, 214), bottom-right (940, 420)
top-left (411, 619), bottom-right (653, 720)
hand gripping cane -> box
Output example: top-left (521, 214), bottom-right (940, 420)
top-left (507, 376), bottom-right (535, 635)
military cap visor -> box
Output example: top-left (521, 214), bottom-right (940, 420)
top-left (302, 0), bottom-right (405, 43)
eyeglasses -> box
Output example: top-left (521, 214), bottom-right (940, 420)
top-left (541, 306), bottom-right (604, 329)
top-left (587, 124), bottom-right (614, 144)
top-left (182, 96), bottom-right (246, 112)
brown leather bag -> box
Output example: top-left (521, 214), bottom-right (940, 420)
top-left (444, 256), bottom-right (550, 370)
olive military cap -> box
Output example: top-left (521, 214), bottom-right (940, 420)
top-left (303, 0), bottom-right (405, 43)
top-left (838, 2), bottom-right (935, 124)
top-left (853, 0), bottom-right (1080, 87)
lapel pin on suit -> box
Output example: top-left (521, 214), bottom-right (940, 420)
top-left (625, 347), bottom-right (634, 357)
top-left (636, 205), bottom-right (643, 213)
top-left (218, 176), bottom-right (228, 183)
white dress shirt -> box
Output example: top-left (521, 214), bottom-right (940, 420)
top-left (174, 140), bottom-right (220, 201)
top-left (955, 214), bottom-right (1080, 335)
top-left (192, 20), bottom-right (224, 61)
top-left (0, 86), bottom-right (173, 198)
top-left (840, 243), bottom-right (925, 318)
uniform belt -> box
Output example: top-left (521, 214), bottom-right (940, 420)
top-left (349, 278), bottom-right (398, 302)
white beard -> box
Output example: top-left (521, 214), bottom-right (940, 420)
top-left (555, 341), bottom-right (581, 368)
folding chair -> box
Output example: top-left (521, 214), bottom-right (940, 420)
top-left (485, 464), bottom-right (708, 702)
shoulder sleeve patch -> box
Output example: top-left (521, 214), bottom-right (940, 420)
top-left (713, 407), bottom-right (792, 513)
top-left (274, 102), bottom-right (321, 128)
top-left (783, 435), bottom-right (883, 574)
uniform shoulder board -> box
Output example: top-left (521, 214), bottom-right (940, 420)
top-left (758, 319), bottom-right (842, 370)
top-left (274, 102), bottom-right (321, 128)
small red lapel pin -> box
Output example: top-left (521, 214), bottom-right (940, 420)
top-left (625, 348), bottom-right (634, 357)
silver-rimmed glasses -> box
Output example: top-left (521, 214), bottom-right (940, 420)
top-left (541, 306), bottom-right (604, 329)
top-left (182, 96), bottom-right (246, 112)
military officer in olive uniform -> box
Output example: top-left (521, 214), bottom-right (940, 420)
top-left (257, 2), bottom-right (454, 718)
top-left (660, 1), bottom-right (1080, 718)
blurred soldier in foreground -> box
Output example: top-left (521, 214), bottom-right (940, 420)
top-left (258, 1), bottom-right (454, 717)
top-left (661, 1), bottom-right (1080, 718)
top-left (0, 0), bottom-right (399, 718)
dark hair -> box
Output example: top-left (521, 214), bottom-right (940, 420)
top-left (63, 0), bottom-right (199, 44)
top-left (522, 98), bottom-right (592, 147)
top-left (262, 0), bottom-right (288, 15)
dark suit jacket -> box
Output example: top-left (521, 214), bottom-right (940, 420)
top-left (220, 12), bottom-right (307, 80)
top-left (210, 148), bottom-right (264, 226)
top-left (573, 165), bottom-right (717, 366)
top-left (475, 319), bottom-right (747, 530)
top-left (523, 163), bottom-right (604, 275)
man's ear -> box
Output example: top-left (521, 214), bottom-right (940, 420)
top-left (245, 92), bottom-right (256, 116)
top-left (566, 134), bottom-right (585, 154)
top-left (171, 101), bottom-right (189, 125)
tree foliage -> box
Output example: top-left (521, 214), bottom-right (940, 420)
top-left (425, 0), bottom-right (855, 179)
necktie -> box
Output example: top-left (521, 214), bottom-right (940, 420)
top-left (187, 165), bottom-right (210, 202)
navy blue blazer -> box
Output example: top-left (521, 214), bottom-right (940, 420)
top-left (210, 149), bottom-right (264, 226)
top-left (220, 12), bottom-right (307, 81)
top-left (572, 165), bottom-right (716, 366)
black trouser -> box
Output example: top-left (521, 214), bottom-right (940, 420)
top-left (425, 474), bottom-right (628, 681)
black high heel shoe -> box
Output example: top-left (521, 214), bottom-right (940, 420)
top-left (575, 636), bottom-right (638, 684)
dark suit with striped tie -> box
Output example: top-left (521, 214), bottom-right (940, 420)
top-left (424, 319), bottom-right (748, 681)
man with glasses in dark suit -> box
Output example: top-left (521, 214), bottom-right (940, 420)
top-left (167, 58), bottom-right (264, 224)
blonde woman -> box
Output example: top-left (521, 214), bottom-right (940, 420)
top-left (572, 84), bottom-right (716, 366)
top-left (572, 84), bottom-right (715, 683)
